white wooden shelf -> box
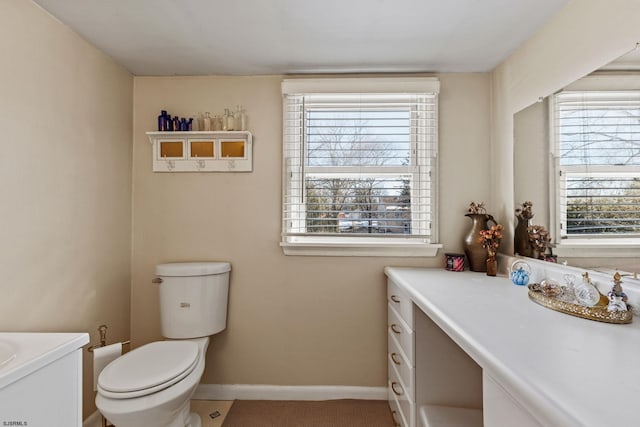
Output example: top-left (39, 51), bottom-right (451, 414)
top-left (146, 131), bottom-right (253, 172)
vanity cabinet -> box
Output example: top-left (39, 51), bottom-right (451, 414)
top-left (384, 267), bottom-right (640, 427)
top-left (147, 131), bottom-right (253, 172)
top-left (387, 278), bottom-right (415, 427)
top-left (0, 333), bottom-right (89, 427)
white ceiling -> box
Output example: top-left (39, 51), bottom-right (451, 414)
top-left (32, 0), bottom-right (570, 76)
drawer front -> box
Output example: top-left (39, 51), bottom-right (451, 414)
top-left (388, 331), bottom-right (414, 394)
top-left (388, 351), bottom-right (414, 402)
top-left (388, 304), bottom-right (414, 365)
top-left (388, 380), bottom-right (415, 427)
top-left (388, 393), bottom-right (407, 427)
top-left (388, 279), bottom-right (414, 328)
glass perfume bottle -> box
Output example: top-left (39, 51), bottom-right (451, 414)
top-left (574, 272), bottom-right (601, 306)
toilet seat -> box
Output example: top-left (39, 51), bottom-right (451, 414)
top-left (98, 341), bottom-right (199, 399)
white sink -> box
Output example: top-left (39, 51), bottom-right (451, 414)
top-left (0, 341), bottom-right (16, 369)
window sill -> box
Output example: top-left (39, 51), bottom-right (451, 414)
top-left (554, 238), bottom-right (640, 258)
top-left (280, 237), bottom-right (442, 257)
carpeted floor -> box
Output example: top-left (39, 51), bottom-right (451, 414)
top-left (221, 399), bottom-right (396, 427)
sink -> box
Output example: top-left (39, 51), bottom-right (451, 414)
top-left (0, 341), bottom-right (16, 369)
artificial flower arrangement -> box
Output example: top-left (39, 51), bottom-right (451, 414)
top-left (467, 201), bottom-right (487, 215)
top-left (479, 224), bottom-right (504, 257)
top-left (515, 200), bottom-right (534, 221)
top-left (527, 224), bottom-right (551, 258)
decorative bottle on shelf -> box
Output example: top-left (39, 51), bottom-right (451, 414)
top-left (213, 115), bottom-right (222, 131)
top-left (180, 117), bottom-right (187, 131)
top-left (203, 112), bottom-right (211, 131)
top-left (236, 105), bottom-right (247, 131)
top-left (222, 109), bottom-right (229, 131)
top-left (196, 112), bottom-right (204, 131)
top-left (166, 114), bottom-right (173, 131)
top-left (226, 108), bottom-right (235, 131)
top-left (172, 116), bottom-right (180, 132)
top-left (234, 106), bottom-right (242, 131)
top-left (158, 110), bottom-right (168, 131)
top-left (187, 118), bottom-right (193, 131)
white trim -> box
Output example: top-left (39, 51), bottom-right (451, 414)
top-left (83, 411), bottom-right (102, 427)
top-left (554, 238), bottom-right (640, 258)
top-left (281, 240), bottom-right (441, 257)
top-left (282, 77), bottom-right (440, 95)
top-left (193, 384), bottom-right (387, 401)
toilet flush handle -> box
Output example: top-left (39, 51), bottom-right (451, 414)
top-left (152, 277), bottom-right (163, 284)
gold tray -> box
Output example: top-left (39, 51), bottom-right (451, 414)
top-left (527, 284), bottom-right (632, 324)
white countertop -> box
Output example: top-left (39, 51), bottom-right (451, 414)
top-left (0, 332), bottom-right (89, 390)
top-left (384, 267), bottom-right (640, 426)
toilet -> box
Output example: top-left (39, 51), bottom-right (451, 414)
top-left (96, 262), bottom-right (230, 427)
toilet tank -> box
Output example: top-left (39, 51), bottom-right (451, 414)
top-left (155, 262), bottom-right (230, 339)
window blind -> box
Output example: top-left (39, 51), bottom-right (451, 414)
top-left (282, 81), bottom-right (438, 242)
top-left (553, 91), bottom-right (640, 237)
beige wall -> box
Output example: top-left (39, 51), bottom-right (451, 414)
top-left (131, 73), bottom-right (491, 386)
top-left (491, 0), bottom-right (640, 255)
top-left (0, 0), bottom-right (133, 417)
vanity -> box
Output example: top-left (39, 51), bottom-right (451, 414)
top-left (0, 332), bottom-right (89, 426)
top-left (385, 266), bottom-right (640, 426)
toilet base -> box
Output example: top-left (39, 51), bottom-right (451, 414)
top-left (186, 412), bottom-right (202, 427)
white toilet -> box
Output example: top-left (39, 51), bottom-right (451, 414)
top-left (96, 262), bottom-right (230, 427)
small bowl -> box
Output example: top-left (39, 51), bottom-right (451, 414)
top-left (510, 260), bottom-right (532, 286)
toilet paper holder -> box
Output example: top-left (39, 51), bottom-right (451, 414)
top-left (87, 324), bottom-right (130, 352)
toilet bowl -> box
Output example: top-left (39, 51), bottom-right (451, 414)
top-left (96, 337), bottom-right (208, 427)
top-left (96, 261), bottom-right (231, 427)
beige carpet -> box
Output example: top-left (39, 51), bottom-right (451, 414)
top-left (221, 399), bottom-right (396, 427)
top-left (191, 400), bottom-right (234, 427)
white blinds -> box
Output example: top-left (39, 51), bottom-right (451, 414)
top-left (282, 79), bottom-right (438, 240)
top-left (554, 91), bottom-right (640, 236)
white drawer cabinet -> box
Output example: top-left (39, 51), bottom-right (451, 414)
top-left (387, 278), bottom-right (416, 427)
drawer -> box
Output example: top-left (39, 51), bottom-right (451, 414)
top-left (388, 279), bottom-right (414, 328)
top-left (388, 331), bottom-right (414, 393)
top-left (388, 350), bottom-right (414, 402)
top-left (388, 393), bottom-right (407, 427)
top-left (388, 304), bottom-right (414, 365)
top-left (389, 380), bottom-right (415, 427)
top-left (389, 391), bottom-right (408, 427)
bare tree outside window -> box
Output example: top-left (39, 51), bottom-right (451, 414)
top-left (558, 93), bottom-right (640, 235)
top-left (304, 109), bottom-right (412, 235)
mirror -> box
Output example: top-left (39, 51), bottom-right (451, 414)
top-left (513, 47), bottom-right (640, 267)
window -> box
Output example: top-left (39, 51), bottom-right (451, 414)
top-left (551, 90), bottom-right (640, 242)
top-left (281, 78), bottom-right (441, 256)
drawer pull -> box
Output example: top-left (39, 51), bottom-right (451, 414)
top-left (390, 295), bottom-right (401, 303)
top-left (391, 410), bottom-right (402, 427)
top-left (391, 381), bottom-right (404, 396)
top-left (390, 323), bottom-right (402, 334)
top-left (390, 352), bottom-right (402, 365)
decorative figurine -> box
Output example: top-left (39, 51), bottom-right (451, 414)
top-left (607, 272), bottom-right (629, 312)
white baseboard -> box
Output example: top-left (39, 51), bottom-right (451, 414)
top-left (192, 384), bottom-right (387, 401)
top-left (83, 410), bottom-right (102, 427)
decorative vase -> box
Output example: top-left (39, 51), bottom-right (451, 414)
top-left (486, 256), bottom-right (497, 276)
top-left (463, 213), bottom-right (496, 272)
top-left (514, 217), bottom-right (533, 257)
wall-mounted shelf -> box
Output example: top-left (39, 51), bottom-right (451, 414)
top-left (146, 131), bottom-right (253, 172)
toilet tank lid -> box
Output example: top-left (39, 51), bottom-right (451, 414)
top-left (156, 262), bottom-right (231, 277)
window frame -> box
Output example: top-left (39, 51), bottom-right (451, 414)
top-left (280, 77), bottom-right (442, 257)
top-left (549, 76), bottom-right (640, 258)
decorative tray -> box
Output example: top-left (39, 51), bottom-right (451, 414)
top-left (527, 283), bottom-right (632, 324)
